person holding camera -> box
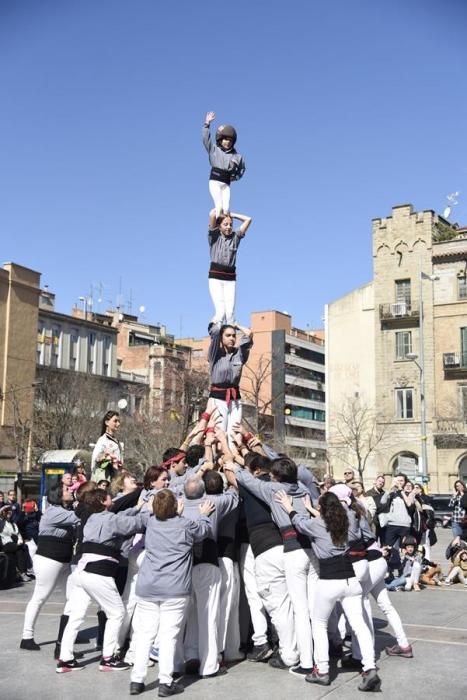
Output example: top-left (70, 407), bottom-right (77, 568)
top-left (378, 474), bottom-right (414, 571)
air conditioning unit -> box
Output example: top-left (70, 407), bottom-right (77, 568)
top-left (444, 353), bottom-right (460, 366)
top-left (391, 302), bottom-right (407, 317)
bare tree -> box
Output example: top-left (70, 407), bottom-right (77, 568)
top-left (328, 396), bottom-right (389, 480)
top-left (241, 353), bottom-right (285, 441)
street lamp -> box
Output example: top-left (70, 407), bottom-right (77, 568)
top-left (406, 352), bottom-right (428, 481)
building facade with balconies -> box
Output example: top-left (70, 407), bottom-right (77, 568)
top-left (327, 204), bottom-right (467, 491)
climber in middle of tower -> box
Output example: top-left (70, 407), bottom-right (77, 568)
top-left (203, 111), bottom-right (246, 216)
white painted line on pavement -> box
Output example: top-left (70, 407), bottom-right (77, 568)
top-left (409, 637), bottom-right (467, 647)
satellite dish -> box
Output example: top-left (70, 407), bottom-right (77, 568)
top-left (117, 398), bottom-right (128, 410)
top-left (443, 206), bottom-right (451, 219)
top-left (139, 305), bottom-right (146, 314)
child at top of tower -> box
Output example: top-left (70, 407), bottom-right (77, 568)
top-left (203, 111), bottom-right (246, 216)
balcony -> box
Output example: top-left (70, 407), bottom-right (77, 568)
top-left (433, 417), bottom-right (467, 448)
top-left (379, 302), bottom-right (419, 328)
top-left (443, 352), bottom-right (467, 377)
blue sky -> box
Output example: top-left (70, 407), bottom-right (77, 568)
top-left (2, 0), bottom-right (467, 337)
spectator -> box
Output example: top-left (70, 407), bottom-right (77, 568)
top-left (386, 536), bottom-right (421, 592)
top-left (0, 491), bottom-right (4, 508)
top-left (351, 481), bottom-right (373, 524)
top-left (0, 505), bottom-right (31, 584)
top-left (365, 475), bottom-right (386, 510)
top-left (449, 480), bottom-right (466, 538)
top-left (413, 484), bottom-right (436, 560)
top-left (97, 479), bottom-right (111, 491)
top-left (342, 469), bottom-right (356, 486)
top-left (72, 459), bottom-right (87, 484)
top-left (418, 545), bottom-right (442, 586)
top-left (379, 474), bottom-right (413, 569)
top-left (443, 548), bottom-right (467, 586)
top-left (18, 500), bottom-right (41, 568)
top-left (6, 489), bottom-right (21, 524)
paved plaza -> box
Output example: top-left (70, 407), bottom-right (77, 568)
top-left (1, 529), bottom-right (466, 700)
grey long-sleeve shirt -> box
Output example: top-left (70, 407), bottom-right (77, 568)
top-left (208, 227), bottom-right (243, 268)
top-left (208, 322), bottom-right (252, 387)
top-left (136, 514), bottom-right (213, 600)
top-left (38, 505), bottom-right (80, 540)
top-left (290, 509), bottom-right (364, 560)
top-left (202, 124), bottom-right (246, 181)
top-left (233, 467), bottom-right (312, 552)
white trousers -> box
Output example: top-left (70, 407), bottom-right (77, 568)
top-left (184, 563), bottom-right (221, 676)
top-left (218, 558), bottom-right (241, 660)
top-left (353, 556), bottom-right (409, 656)
top-left (312, 577), bottom-right (375, 675)
top-left (208, 278), bottom-right (236, 325)
top-left (22, 555), bottom-right (70, 639)
top-left (60, 570), bottom-right (124, 661)
top-left (209, 180), bottom-right (231, 216)
top-left (119, 545), bottom-right (146, 648)
top-left (284, 548), bottom-right (319, 668)
top-left (239, 544), bottom-right (268, 646)
top-left (212, 398), bottom-right (241, 448)
top-left (255, 545), bottom-right (299, 666)
top-left (25, 540), bottom-right (37, 568)
top-left (131, 597), bottom-right (188, 685)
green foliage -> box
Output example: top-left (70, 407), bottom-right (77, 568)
top-left (433, 222), bottom-right (459, 242)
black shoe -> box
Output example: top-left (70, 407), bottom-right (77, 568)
top-left (20, 638), bottom-right (40, 651)
top-left (172, 672), bottom-right (183, 681)
top-left (158, 683), bottom-right (184, 697)
top-left (99, 655), bottom-right (131, 671)
top-left (184, 659), bottom-right (200, 675)
top-left (268, 654), bottom-right (290, 670)
top-left (247, 643), bottom-right (273, 662)
top-left (200, 666), bottom-right (227, 678)
top-left (130, 682), bottom-right (145, 695)
top-left (341, 655), bottom-right (362, 670)
top-left (289, 664), bottom-right (313, 677)
top-left (56, 658), bottom-right (84, 674)
top-left (358, 669), bottom-right (381, 692)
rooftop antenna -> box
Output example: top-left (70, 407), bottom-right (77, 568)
top-left (127, 288), bottom-right (133, 315)
top-left (443, 191), bottom-right (460, 219)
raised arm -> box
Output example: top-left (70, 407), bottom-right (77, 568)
top-left (208, 208), bottom-right (218, 230)
top-left (236, 325), bottom-right (253, 364)
top-left (230, 212), bottom-right (252, 237)
top-left (203, 111), bottom-right (216, 152)
top-left (208, 321), bottom-right (222, 365)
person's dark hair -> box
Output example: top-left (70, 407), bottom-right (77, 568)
top-left (75, 481), bottom-right (97, 502)
top-left (220, 324), bottom-right (236, 349)
top-left (162, 447), bottom-right (183, 463)
top-left (454, 480), bottom-right (466, 490)
top-left (271, 457), bottom-right (297, 484)
top-left (144, 466), bottom-right (168, 490)
top-left (396, 472), bottom-right (408, 485)
top-left (153, 489), bottom-right (177, 520)
top-left (81, 489), bottom-right (108, 513)
top-left (47, 483), bottom-right (66, 506)
top-left (97, 479), bottom-right (110, 490)
top-left (100, 410), bottom-right (119, 436)
top-left (319, 492), bottom-right (349, 547)
top-left (203, 470), bottom-right (223, 495)
top-left (244, 452), bottom-right (271, 473)
top-left (186, 444), bottom-right (205, 468)
top-left (216, 213), bottom-right (233, 227)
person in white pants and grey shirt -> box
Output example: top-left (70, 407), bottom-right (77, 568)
top-left (225, 457), bottom-right (319, 677)
top-left (130, 489), bottom-right (215, 698)
top-left (57, 489), bottom-right (147, 673)
top-left (182, 475), bottom-right (239, 678)
top-left (203, 112), bottom-right (246, 217)
top-left (275, 489), bottom-right (381, 692)
top-left (207, 207), bottom-right (252, 325)
top-left (21, 483), bottom-right (79, 651)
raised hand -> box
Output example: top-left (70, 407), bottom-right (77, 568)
top-left (274, 489), bottom-right (293, 513)
top-left (205, 111), bottom-right (216, 124)
top-left (177, 498), bottom-right (184, 516)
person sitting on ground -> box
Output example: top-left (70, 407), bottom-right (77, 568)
top-left (443, 548), bottom-right (467, 586)
top-left (385, 535), bottom-right (422, 592)
top-left (418, 545), bottom-right (442, 586)
top-left (0, 504), bottom-right (32, 584)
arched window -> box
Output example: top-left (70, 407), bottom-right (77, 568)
top-left (458, 454), bottom-right (467, 482)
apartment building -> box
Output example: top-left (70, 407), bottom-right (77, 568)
top-left (326, 204), bottom-right (467, 491)
top-left (179, 311), bottom-right (327, 469)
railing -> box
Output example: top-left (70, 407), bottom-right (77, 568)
top-left (379, 302), bottom-right (420, 321)
top-left (443, 352), bottom-right (467, 370)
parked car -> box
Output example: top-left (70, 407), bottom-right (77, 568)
top-left (430, 494), bottom-right (452, 528)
